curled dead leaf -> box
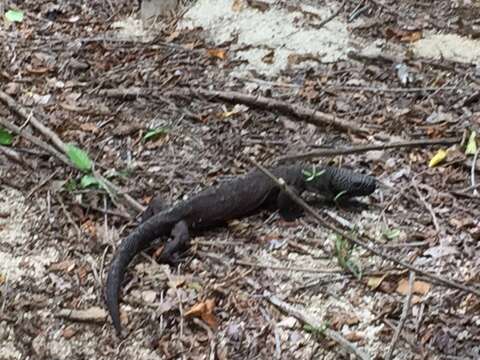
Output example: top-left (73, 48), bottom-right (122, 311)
top-left (207, 48), bottom-right (227, 60)
top-left (185, 298), bottom-right (218, 329)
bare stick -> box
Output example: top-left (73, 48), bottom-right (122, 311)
top-left (266, 289), bottom-right (370, 359)
top-left (0, 116), bottom-right (71, 166)
top-left (386, 271), bottom-right (415, 360)
top-left (248, 158), bottom-right (480, 297)
top-left (471, 148), bottom-right (480, 196)
top-left (0, 90), bottom-right (144, 213)
top-left (185, 88), bottom-right (367, 134)
top-left (0, 90), bottom-right (69, 154)
top-left (278, 137), bottom-right (461, 162)
top-left (314, 0), bottom-right (346, 29)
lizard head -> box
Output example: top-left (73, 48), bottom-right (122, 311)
top-left (303, 166), bottom-right (376, 200)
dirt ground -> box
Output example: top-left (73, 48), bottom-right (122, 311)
top-left (1, 0), bottom-right (480, 359)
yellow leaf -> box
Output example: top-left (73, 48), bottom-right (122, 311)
top-left (428, 149), bottom-right (447, 167)
top-left (465, 131), bottom-right (477, 155)
top-left (367, 275), bottom-right (388, 290)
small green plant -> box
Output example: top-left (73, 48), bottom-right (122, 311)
top-left (64, 144), bottom-right (108, 190)
top-left (334, 234), bottom-right (362, 280)
top-left (0, 128), bottom-right (14, 145)
top-left (143, 127), bottom-right (170, 142)
top-left (302, 166), bottom-right (325, 182)
top-left (383, 228), bottom-right (401, 241)
top-left (66, 144), bottom-right (92, 173)
top-left (333, 190), bottom-right (348, 201)
top-left (303, 321), bottom-right (330, 336)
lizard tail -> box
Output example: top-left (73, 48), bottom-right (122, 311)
top-left (105, 214), bottom-right (172, 336)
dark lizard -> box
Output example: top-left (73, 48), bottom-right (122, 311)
top-left (105, 164), bottom-right (376, 336)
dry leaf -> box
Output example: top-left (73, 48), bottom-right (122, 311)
top-left (367, 274), bottom-right (388, 290)
top-left (396, 279), bottom-right (431, 296)
top-left (49, 260), bottom-right (76, 273)
top-left (207, 48), bottom-right (227, 60)
top-left (62, 325), bottom-right (77, 339)
top-left (344, 332), bottom-right (363, 342)
top-left (79, 123), bottom-right (99, 134)
top-left (81, 219), bottom-right (97, 238)
top-left (400, 31), bottom-right (422, 43)
top-left (232, 0), bottom-right (244, 11)
top-left (429, 149), bottom-right (448, 167)
top-left (262, 50), bottom-right (275, 64)
top-left (185, 299), bottom-right (218, 329)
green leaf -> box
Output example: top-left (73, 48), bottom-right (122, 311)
top-left (383, 228), bottom-right (401, 240)
top-left (465, 131), bottom-right (477, 155)
top-left (346, 260), bottom-right (362, 280)
top-left (303, 321), bottom-right (330, 335)
top-left (80, 175), bottom-right (101, 189)
top-left (0, 128), bottom-right (14, 145)
top-left (334, 190), bottom-right (348, 201)
top-left (64, 178), bottom-right (78, 192)
top-left (143, 127), bottom-right (170, 142)
top-left (5, 9), bottom-right (24, 23)
top-left (66, 144), bottom-right (92, 172)
top-left (302, 166), bottom-right (325, 182)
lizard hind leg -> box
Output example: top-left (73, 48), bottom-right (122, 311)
top-left (157, 220), bottom-right (191, 265)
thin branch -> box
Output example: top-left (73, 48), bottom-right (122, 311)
top-left (412, 182), bottom-right (440, 233)
top-left (236, 259), bottom-right (343, 273)
top-left (277, 137), bottom-right (461, 162)
top-left (248, 157), bottom-right (480, 297)
top-left (266, 289), bottom-right (370, 359)
top-left (313, 0), bottom-right (346, 29)
top-left (386, 271), bottom-right (415, 360)
top-left (0, 90), bottom-right (144, 213)
top-left (471, 148), bottom-right (480, 196)
top-left (183, 87), bottom-right (368, 134)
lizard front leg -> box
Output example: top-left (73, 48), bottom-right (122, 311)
top-left (157, 220), bottom-right (190, 265)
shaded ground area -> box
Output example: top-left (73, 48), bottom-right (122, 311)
top-left (1, 0), bottom-right (480, 359)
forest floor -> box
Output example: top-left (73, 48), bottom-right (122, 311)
top-left (1, 0), bottom-right (480, 359)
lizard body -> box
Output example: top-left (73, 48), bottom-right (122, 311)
top-left (105, 164), bottom-right (376, 336)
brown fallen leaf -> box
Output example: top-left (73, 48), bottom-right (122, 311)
top-left (207, 48), bottom-right (227, 60)
top-left (62, 325), bottom-right (77, 339)
top-left (185, 299), bottom-right (218, 329)
top-left (49, 259), bottom-right (76, 273)
top-left (396, 279), bottom-right (431, 296)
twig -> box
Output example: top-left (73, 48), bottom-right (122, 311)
top-left (471, 148), bottom-right (480, 196)
top-left (248, 157), bottom-right (480, 297)
top-left (277, 137), bottom-right (461, 162)
top-left (386, 271), bottom-right (415, 360)
top-left (0, 90), bottom-right (69, 154)
top-left (0, 145), bottom-right (34, 169)
top-left (412, 182), bottom-right (440, 233)
top-left (236, 259), bottom-right (343, 273)
top-left (330, 85), bottom-right (458, 93)
top-left (0, 90), bottom-right (144, 213)
top-left (0, 116), bottom-right (70, 166)
top-left (184, 87), bottom-right (368, 134)
top-left (258, 286), bottom-right (370, 360)
top-left (26, 169), bottom-right (59, 199)
top-left (313, 0), bottom-right (346, 29)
